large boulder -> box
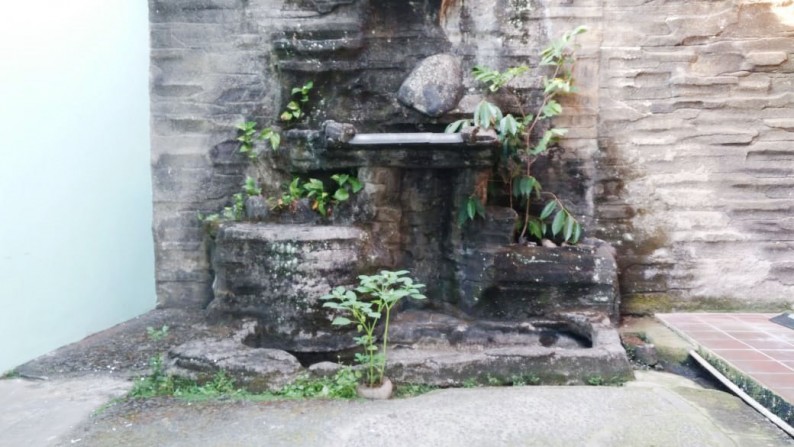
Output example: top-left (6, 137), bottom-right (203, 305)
top-left (398, 54), bottom-right (464, 117)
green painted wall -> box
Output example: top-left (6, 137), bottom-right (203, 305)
top-left (0, 2), bottom-right (154, 372)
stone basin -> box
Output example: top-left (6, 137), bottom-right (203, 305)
top-left (384, 310), bottom-right (632, 386)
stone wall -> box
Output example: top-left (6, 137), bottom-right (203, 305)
top-left (597, 0), bottom-right (794, 311)
top-left (150, 0), bottom-right (794, 311)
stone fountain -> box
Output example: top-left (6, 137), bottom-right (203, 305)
top-left (168, 121), bottom-right (631, 390)
top-left (163, 0), bottom-right (632, 390)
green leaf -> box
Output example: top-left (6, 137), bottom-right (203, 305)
top-left (445, 119), bottom-right (471, 134)
top-left (332, 317), bottom-right (353, 326)
top-left (573, 221), bottom-right (582, 243)
top-left (499, 114), bottom-right (519, 136)
top-left (467, 199), bottom-right (476, 220)
top-left (269, 133), bottom-right (281, 150)
top-left (287, 101), bottom-right (300, 111)
top-left (542, 100), bottom-right (563, 117)
top-left (349, 178), bottom-right (363, 193)
top-left (551, 211), bottom-right (565, 236)
top-left (540, 201), bottom-right (557, 220)
top-left (333, 188), bottom-right (350, 202)
top-left (528, 219), bottom-right (543, 240)
top-left (564, 214), bottom-right (575, 242)
top-left (280, 111), bottom-right (292, 121)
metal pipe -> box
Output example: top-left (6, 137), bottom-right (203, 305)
top-left (348, 133), bottom-right (464, 146)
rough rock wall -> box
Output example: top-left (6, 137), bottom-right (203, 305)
top-left (598, 0), bottom-right (794, 311)
top-left (150, 0), bottom-right (794, 311)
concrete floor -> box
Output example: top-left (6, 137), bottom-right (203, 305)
top-left (2, 311), bottom-right (792, 446)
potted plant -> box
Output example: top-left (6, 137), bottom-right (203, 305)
top-left (320, 270), bottom-right (426, 398)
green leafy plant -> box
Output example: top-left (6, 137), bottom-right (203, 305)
top-left (1, 370), bottom-right (19, 380)
top-left (273, 174), bottom-right (362, 217)
top-left (473, 65), bottom-right (529, 92)
top-left (457, 195), bottom-right (486, 227)
top-left (276, 368), bottom-right (359, 399)
top-left (321, 270), bottom-right (426, 388)
top-left (302, 178), bottom-right (331, 216)
top-left (280, 81), bottom-right (314, 123)
top-left (236, 121), bottom-right (280, 160)
top-left (447, 26), bottom-right (587, 244)
top-left (393, 383), bottom-right (438, 398)
top-left (146, 325), bottom-right (170, 342)
top-left (331, 173), bottom-right (363, 202)
top-left (199, 176), bottom-right (262, 228)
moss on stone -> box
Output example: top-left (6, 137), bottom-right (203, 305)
top-left (699, 350), bottom-right (794, 426)
top-left (622, 293), bottom-right (792, 316)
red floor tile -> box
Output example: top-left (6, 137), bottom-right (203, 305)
top-left (723, 360), bottom-right (794, 374)
top-left (683, 330), bottom-right (728, 341)
top-left (724, 331), bottom-right (780, 341)
top-left (742, 339), bottom-right (794, 350)
top-left (761, 350), bottom-right (794, 361)
top-left (752, 373), bottom-right (794, 389)
top-left (711, 349), bottom-right (778, 362)
top-left (698, 338), bottom-right (753, 350)
top-left (659, 313), bottom-right (794, 405)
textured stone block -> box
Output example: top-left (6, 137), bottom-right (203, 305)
top-left (210, 223), bottom-right (369, 351)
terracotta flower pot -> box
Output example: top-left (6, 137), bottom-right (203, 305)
top-left (356, 377), bottom-right (393, 399)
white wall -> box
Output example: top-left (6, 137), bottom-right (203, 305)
top-left (0, 2), bottom-right (154, 372)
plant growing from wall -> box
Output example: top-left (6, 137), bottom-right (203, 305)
top-left (236, 121), bottom-right (280, 160)
top-left (320, 270), bottom-right (426, 388)
top-left (199, 176), bottom-right (263, 227)
top-left (280, 81), bottom-right (313, 123)
top-left (448, 26), bottom-right (586, 244)
top-left (273, 174), bottom-right (362, 217)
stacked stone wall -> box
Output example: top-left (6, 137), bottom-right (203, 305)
top-left (149, 0), bottom-right (794, 311)
top-left (598, 0), bottom-right (794, 310)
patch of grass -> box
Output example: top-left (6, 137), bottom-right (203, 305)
top-left (585, 375), bottom-right (627, 387)
top-left (146, 325), bottom-right (170, 342)
top-left (276, 368), bottom-right (359, 399)
top-left (1, 369), bottom-right (19, 379)
top-left (128, 355), bottom-right (360, 402)
top-left (462, 377), bottom-right (479, 388)
top-left (393, 383), bottom-right (438, 398)
top-left (510, 374), bottom-right (541, 386)
top-left (460, 373), bottom-right (542, 388)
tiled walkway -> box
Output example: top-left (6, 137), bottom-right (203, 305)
top-left (658, 313), bottom-right (794, 403)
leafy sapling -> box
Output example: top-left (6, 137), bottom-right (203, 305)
top-left (446, 26), bottom-right (587, 244)
top-left (321, 271), bottom-right (426, 388)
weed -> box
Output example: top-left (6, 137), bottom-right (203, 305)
top-left (585, 375), bottom-right (627, 387)
top-left (274, 174), bottom-right (362, 217)
top-left (280, 81), bottom-right (314, 124)
top-left (510, 374), bottom-right (541, 386)
top-left (462, 378), bottom-right (479, 388)
top-left (486, 374), bottom-right (502, 386)
top-left (0, 370), bottom-right (19, 379)
top-left (393, 383), bottom-right (438, 398)
top-left (146, 325), bottom-right (169, 342)
top-left (128, 356), bottom-right (361, 402)
top-left (321, 271), bottom-right (426, 387)
top-left (276, 368), bottom-right (359, 399)
top-left (236, 121), bottom-right (280, 160)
